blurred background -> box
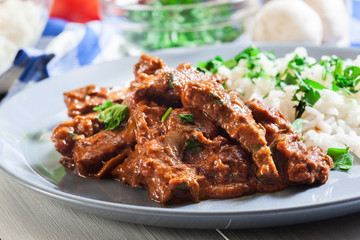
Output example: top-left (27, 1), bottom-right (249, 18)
top-left (0, 0), bottom-right (359, 95)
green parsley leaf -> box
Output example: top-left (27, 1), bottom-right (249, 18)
top-left (93, 99), bottom-right (114, 112)
top-left (197, 56), bottom-right (224, 74)
top-left (184, 136), bottom-right (203, 154)
top-left (223, 59), bottom-right (237, 69)
top-left (161, 107), bottom-right (173, 122)
top-left (96, 104), bottom-right (128, 130)
top-left (303, 79), bottom-right (327, 90)
top-left (68, 132), bottom-right (77, 139)
top-left (291, 118), bottom-right (309, 134)
top-left (165, 72), bottom-right (175, 88)
top-left (327, 147), bottom-right (353, 171)
top-left (222, 81), bottom-right (227, 90)
top-left (177, 114), bottom-right (194, 123)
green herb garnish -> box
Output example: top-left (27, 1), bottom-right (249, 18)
top-left (161, 107), bottom-right (173, 122)
top-left (166, 72), bottom-right (175, 88)
top-left (96, 104), bottom-right (128, 130)
top-left (184, 136), bottom-right (203, 154)
top-left (291, 118), bottom-right (309, 134)
top-left (327, 147), bottom-right (353, 171)
top-left (68, 132), bottom-right (77, 139)
top-left (222, 81), bottom-right (227, 90)
top-left (177, 114), bottom-right (194, 123)
top-left (93, 99), bottom-right (114, 112)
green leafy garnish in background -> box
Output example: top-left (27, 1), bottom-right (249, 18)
top-left (96, 102), bottom-right (128, 130)
top-left (125, 0), bottom-right (242, 52)
top-left (327, 147), bottom-right (353, 171)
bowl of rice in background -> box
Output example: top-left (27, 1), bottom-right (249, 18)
top-left (0, 0), bottom-right (52, 92)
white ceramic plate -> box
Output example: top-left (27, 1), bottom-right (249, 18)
top-left (1, 43), bottom-right (360, 229)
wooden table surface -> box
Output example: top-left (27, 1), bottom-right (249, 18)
top-left (1, 172), bottom-right (360, 240)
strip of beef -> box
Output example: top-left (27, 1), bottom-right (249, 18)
top-left (247, 99), bottom-right (333, 184)
top-left (246, 99), bottom-right (292, 143)
top-left (182, 79), bottom-right (278, 182)
top-left (51, 112), bottom-right (103, 158)
top-left (183, 133), bottom-right (253, 199)
top-left (72, 115), bottom-right (136, 177)
top-left (132, 100), bottom-right (167, 145)
top-left (64, 85), bottom-right (127, 118)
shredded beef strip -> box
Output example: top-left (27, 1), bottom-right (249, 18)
top-left (51, 112), bottom-right (103, 158)
top-left (247, 99), bottom-right (333, 184)
top-left (64, 85), bottom-right (127, 118)
top-left (72, 115), bottom-right (136, 177)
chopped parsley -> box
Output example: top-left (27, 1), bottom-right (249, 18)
top-left (96, 103), bottom-right (128, 130)
top-left (165, 72), bottom-right (175, 88)
top-left (93, 99), bottom-right (114, 112)
top-left (291, 118), bottom-right (309, 134)
top-left (161, 107), bottom-right (173, 122)
top-left (222, 81), bottom-right (227, 90)
top-left (184, 136), bottom-right (203, 154)
top-left (68, 132), bottom-right (77, 139)
top-left (177, 114), bottom-right (194, 123)
top-left (327, 147), bottom-right (353, 171)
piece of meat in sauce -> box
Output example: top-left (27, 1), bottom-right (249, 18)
top-left (64, 85), bottom-right (127, 118)
top-left (247, 99), bottom-right (333, 184)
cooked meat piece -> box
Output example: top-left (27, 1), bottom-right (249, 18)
top-left (134, 54), bottom-right (171, 81)
top-left (273, 133), bottom-right (333, 184)
top-left (132, 100), bottom-right (167, 145)
top-left (246, 99), bottom-right (292, 143)
top-left (64, 85), bottom-right (127, 118)
top-left (182, 79), bottom-right (278, 182)
top-left (72, 116), bottom-right (136, 177)
top-left (184, 133), bottom-right (253, 199)
top-left (247, 99), bottom-right (333, 184)
top-left (51, 112), bottom-right (103, 157)
top-left (113, 132), bottom-right (204, 204)
top-left (132, 57), bottom-right (224, 106)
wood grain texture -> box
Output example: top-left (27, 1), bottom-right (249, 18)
top-left (1, 171), bottom-right (360, 240)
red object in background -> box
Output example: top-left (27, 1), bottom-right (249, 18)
top-left (50, 0), bottom-right (101, 23)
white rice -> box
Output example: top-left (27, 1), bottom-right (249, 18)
top-left (218, 47), bottom-right (360, 159)
top-left (0, 0), bottom-right (46, 75)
